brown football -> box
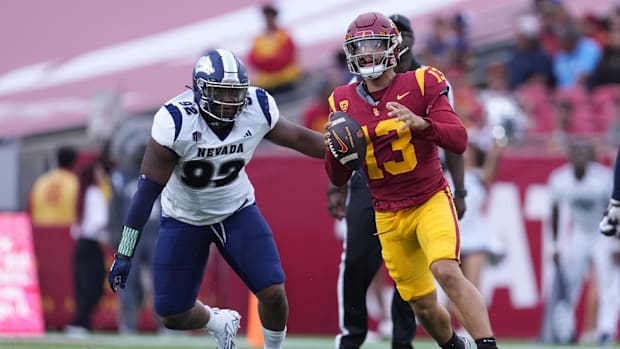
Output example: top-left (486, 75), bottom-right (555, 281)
top-left (327, 111), bottom-right (367, 170)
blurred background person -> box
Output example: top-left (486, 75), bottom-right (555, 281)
top-left (28, 145), bottom-right (79, 329)
top-left (457, 140), bottom-right (504, 293)
top-left (552, 21), bottom-right (602, 90)
top-left (29, 145), bottom-right (79, 227)
top-left (478, 62), bottom-right (529, 146)
top-left (65, 159), bottom-right (110, 336)
top-left (506, 12), bottom-right (555, 91)
top-left (247, 3), bottom-right (300, 98)
top-left (540, 138), bottom-right (617, 344)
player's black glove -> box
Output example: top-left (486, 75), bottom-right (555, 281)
top-left (108, 253), bottom-right (132, 292)
top-left (600, 199), bottom-right (620, 237)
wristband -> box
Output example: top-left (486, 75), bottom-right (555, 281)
top-left (118, 226), bottom-right (141, 258)
top-left (611, 199), bottom-right (620, 207)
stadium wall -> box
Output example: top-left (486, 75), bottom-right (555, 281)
top-left (29, 152), bottom-right (619, 338)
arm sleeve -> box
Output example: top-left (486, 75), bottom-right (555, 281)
top-left (412, 95), bottom-right (468, 154)
top-left (324, 149), bottom-right (353, 187)
top-left (124, 175), bottom-right (165, 231)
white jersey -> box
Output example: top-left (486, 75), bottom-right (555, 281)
top-left (151, 87), bottom-right (279, 225)
top-left (548, 162), bottom-right (612, 233)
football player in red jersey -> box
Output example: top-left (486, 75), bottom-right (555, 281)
top-left (324, 12), bottom-right (498, 349)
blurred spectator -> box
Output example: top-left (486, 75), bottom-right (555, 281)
top-left (552, 22), bottom-right (602, 89)
top-left (581, 13), bottom-right (607, 47)
top-left (65, 160), bottom-right (110, 336)
top-left (449, 12), bottom-right (472, 72)
top-left (421, 16), bottom-right (452, 69)
top-left (540, 138), bottom-right (618, 344)
top-left (478, 62), bottom-right (529, 146)
top-left (589, 30), bottom-right (620, 88)
top-left (247, 3), bottom-right (301, 96)
top-left (29, 145), bottom-right (79, 226)
top-left (507, 13), bottom-right (555, 90)
top-left (535, 0), bottom-right (571, 56)
top-left (109, 142), bottom-right (163, 334)
top-left (607, 5), bottom-right (620, 33)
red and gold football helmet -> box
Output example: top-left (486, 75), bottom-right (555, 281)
top-left (343, 12), bottom-right (402, 79)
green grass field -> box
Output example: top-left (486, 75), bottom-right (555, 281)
top-left (0, 333), bottom-right (613, 349)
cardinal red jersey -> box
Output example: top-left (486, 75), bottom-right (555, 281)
top-left (325, 66), bottom-right (467, 211)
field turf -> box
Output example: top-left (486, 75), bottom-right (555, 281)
top-left (0, 333), bottom-right (613, 349)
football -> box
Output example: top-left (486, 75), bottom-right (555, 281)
top-left (327, 111), bottom-right (367, 170)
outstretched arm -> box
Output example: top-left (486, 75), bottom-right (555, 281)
top-left (265, 116), bottom-right (326, 158)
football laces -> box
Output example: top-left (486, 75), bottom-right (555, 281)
top-left (327, 134), bottom-right (339, 158)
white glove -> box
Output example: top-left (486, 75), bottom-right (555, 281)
top-left (600, 199), bottom-right (620, 237)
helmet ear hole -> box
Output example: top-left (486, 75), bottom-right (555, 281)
top-left (193, 49), bottom-right (250, 124)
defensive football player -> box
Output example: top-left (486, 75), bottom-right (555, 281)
top-left (108, 48), bottom-right (325, 349)
top-left (324, 12), bottom-right (499, 349)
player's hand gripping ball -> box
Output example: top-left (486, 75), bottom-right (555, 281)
top-left (327, 111), bottom-right (367, 170)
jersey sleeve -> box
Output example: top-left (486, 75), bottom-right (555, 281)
top-left (411, 68), bottom-right (467, 154)
top-left (414, 66), bottom-right (451, 110)
top-left (266, 92), bottom-right (281, 130)
top-left (151, 106), bottom-right (177, 147)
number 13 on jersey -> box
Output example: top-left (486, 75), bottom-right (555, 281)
top-left (362, 119), bottom-right (418, 180)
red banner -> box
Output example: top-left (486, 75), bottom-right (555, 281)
top-left (0, 213), bottom-right (44, 335)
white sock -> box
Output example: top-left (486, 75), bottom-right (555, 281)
top-left (204, 306), bottom-right (221, 332)
top-left (262, 326), bottom-right (286, 349)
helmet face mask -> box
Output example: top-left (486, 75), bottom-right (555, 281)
top-left (193, 50), bottom-right (250, 125)
top-left (344, 12), bottom-right (402, 79)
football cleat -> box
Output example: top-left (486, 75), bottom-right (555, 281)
top-left (208, 308), bottom-right (241, 349)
